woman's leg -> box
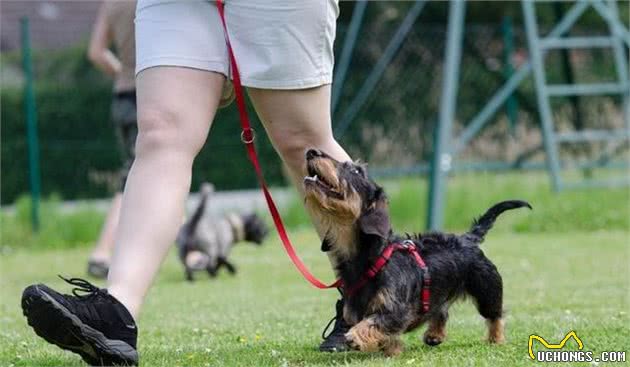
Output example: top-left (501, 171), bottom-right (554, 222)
top-left (248, 85), bottom-right (351, 264)
top-left (248, 85), bottom-right (352, 352)
top-left (107, 67), bottom-right (225, 319)
top-left (248, 85), bottom-right (349, 200)
top-left (249, 84), bottom-right (350, 254)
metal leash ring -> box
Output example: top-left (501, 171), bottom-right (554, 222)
top-left (240, 127), bottom-right (255, 144)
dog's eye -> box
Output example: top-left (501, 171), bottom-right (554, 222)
top-left (352, 166), bottom-right (365, 176)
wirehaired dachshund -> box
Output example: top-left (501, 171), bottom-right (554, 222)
top-left (302, 148), bottom-right (531, 356)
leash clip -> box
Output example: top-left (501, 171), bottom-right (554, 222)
top-left (401, 240), bottom-right (414, 249)
top-left (240, 128), bottom-right (255, 144)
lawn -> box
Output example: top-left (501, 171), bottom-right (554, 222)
top-left (1, 172), bottom-right (629, 366)
top-left (1, 228), bottom-right (628, 366)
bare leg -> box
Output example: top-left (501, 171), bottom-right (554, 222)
top-left (248, 85), bottom-right (350, 267)
top-left (248, 86), bottom-right (349, 180)
top-left (107, 67), bottom-right (225, 319)
top-left (89, 192), bottom-right (123, 262)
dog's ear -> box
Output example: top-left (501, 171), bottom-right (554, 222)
top-left (358, 188), bottom-right (391, 239)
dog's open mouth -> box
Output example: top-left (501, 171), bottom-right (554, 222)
top-left (304, 163), bottom-right (344, 200)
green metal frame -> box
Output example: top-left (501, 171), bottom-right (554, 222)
top-left (502, 16), bottom-right (519, 136)
top-left (20, 17), bottom-right (41, 231)
top-left (426, 0), bottom-right (466, 230)
top-left (334, 0), bottom-right (428, 137)
top-left (332, 1), bottom-right (367, 115)
top-left (452, 0), bottom-right (593, 155)
top-left (523, 0), bottom-right (630, 190)
top-left (331, 0), bottom-right (629, 230)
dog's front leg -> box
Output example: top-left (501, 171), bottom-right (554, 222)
top-left (206, 264), bottom-right (218, 277)
top-left (423, 307), bottom-right (449, 346)
top-left (185, 267), bottom-right (194, 282)
top-left (345, 316), bottom-right (403, 356)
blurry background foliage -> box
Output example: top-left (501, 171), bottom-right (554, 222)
top-left (1, 1), bottom-right (628, 204)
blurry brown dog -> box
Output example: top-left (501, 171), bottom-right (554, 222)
top-left (176, 183), bottom-right (269, 281)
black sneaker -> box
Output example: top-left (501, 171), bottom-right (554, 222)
top-left (21, 276), bottom-right (138, 366)
top-left (319, 299), bottom-right (351, 352)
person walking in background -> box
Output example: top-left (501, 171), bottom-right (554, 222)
top-left (85, 0), bottom-right (137, 278)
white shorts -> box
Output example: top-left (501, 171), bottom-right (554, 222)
top-left (135, 0), bottom-right (339, 89)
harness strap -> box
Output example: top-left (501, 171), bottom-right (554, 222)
top-left (215, 0), bottom-right (341, 289)
top-left (345, 241), bottom-right (431, 313)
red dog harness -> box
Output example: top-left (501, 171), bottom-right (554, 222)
top-left (344, 240), bottom-right (431, 313)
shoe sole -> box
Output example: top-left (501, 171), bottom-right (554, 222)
top-left (21, 284), bottom-right (138, 366)
top-left (319, 334), bottom-right (351, 353)
top-left (319, 343), bottom-right (351, 353)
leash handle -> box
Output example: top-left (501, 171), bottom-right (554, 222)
top-left (215, 0), bottom-right (341, 289)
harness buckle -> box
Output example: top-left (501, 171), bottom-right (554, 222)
top-left (401, 240), bottom-right (414, 249)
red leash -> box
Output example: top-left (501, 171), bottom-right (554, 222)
top-left (215, 0), bottom-right (341, 289)
top-left (215, 3), bottom-right (430, 310)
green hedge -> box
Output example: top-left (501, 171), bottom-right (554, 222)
top-left (3, 4), bottom-right (625, 205)
top-left (1, 48), bottom-right (285, 205)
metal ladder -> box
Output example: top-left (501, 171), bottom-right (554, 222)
top-left (523, 0), bottom-right (630, 190)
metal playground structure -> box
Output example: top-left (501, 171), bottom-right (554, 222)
top-left (329, 0), bottom-right (629, 229)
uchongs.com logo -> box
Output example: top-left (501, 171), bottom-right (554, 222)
top-left (528, 331), bottom-right (626, 363)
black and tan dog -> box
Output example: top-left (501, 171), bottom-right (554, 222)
top-left (176, 183), bottom-right (269, 281)
top-left (303, 148), bottom-right (531, 356)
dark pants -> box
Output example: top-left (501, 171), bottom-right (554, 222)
top-left (111, 90), bottom-right (138, 190)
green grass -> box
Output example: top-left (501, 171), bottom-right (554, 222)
top-left (1, 228), bottom-right (629, 366)
top-left (285, 172), bottom-right (630, 233)
top-left (1, 194), bottom-right (105, 250)
top-left (3, 172), bottom-right (628, 250)
top-left (1, 172), bottom-right (629, 365)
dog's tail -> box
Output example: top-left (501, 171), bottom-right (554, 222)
top-left (467, 200), bottom-right (532, 242)
top-left (186, 183), bottom-right (214, 234)
top-left (177, 183), bottom-right (214, 247)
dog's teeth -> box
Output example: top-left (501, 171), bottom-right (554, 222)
top-left (304, 175), bottom-right (318, 182)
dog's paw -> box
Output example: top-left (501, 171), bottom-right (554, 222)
top-left (423, 334), bottom-right (444, 346)
top-left (345, 331), bottom-right (360, 351)
top-left (345, 321), bottom-right (385, 353)
top-left (487, 319), bottom-right (505, 344)
top-left (423, 329), bottom-right (446, 346)
top-left (382, 338), bottom-right (403, 357)
top-left (487, 333), bottom-right (505, 344)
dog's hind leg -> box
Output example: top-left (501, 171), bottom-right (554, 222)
top-left (465, 258), bottom-right (505, 344)
top-left (423, 307), bottom-right (448, 346)
top-left (218, 257), bottom-right (237, 275)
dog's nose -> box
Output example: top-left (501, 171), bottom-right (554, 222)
top-left (306, 149), bottom-right (322, 160)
